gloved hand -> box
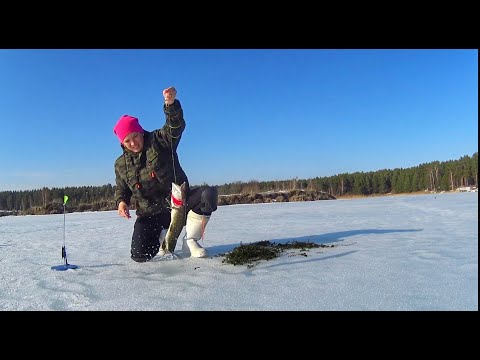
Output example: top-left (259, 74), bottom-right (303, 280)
top-left (163, 86), bottom-right (177, 105)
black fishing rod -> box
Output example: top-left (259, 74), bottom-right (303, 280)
top-left (51, 195), bottom-right (78, 271)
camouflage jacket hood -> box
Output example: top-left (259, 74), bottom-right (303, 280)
top-left (114, 100), bottom-right (188, 217)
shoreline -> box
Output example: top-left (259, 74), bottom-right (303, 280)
top-left (336, 190), bottom-right (472, 200)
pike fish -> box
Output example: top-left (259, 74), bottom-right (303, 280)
top-left (162, 181), bottom-right (187, 253)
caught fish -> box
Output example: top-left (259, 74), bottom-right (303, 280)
top-left (162, 181), bottom-right (187, 253)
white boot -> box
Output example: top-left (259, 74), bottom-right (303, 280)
top-left (157, 229), bottom-right (168, 256)
top-left (182, 210), bottom-right (210, 258)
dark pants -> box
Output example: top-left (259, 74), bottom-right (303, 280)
top-left (130, 186), bottom-right (218, 262)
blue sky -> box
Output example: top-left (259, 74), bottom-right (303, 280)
top-left (0, 49), bottom-right (477, 191)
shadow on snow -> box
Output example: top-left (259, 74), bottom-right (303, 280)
top-left (207, 228), bottom-right (423, 256)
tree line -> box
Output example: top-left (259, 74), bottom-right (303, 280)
top-left (216, 153), bottom-right (477, 196)
top-left (0, 152), bottom-right (477, 216)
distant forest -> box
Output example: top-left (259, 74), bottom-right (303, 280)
top-left (0, 152), bottom-right (477, 216)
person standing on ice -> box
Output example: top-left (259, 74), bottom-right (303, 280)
top-left (113, 86), bottom-right (218, 262)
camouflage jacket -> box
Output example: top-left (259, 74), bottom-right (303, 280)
top-left (114, 99), bottom-right (189, 217)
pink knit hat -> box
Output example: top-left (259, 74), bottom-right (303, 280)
top-left (113, 115), bottom-right (144, 143)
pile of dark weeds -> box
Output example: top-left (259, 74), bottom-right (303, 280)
top-left (221, 240), bottom-right (335, 267)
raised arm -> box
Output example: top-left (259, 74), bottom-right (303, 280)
top-left (153, 87), bottom-right (186, 151)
